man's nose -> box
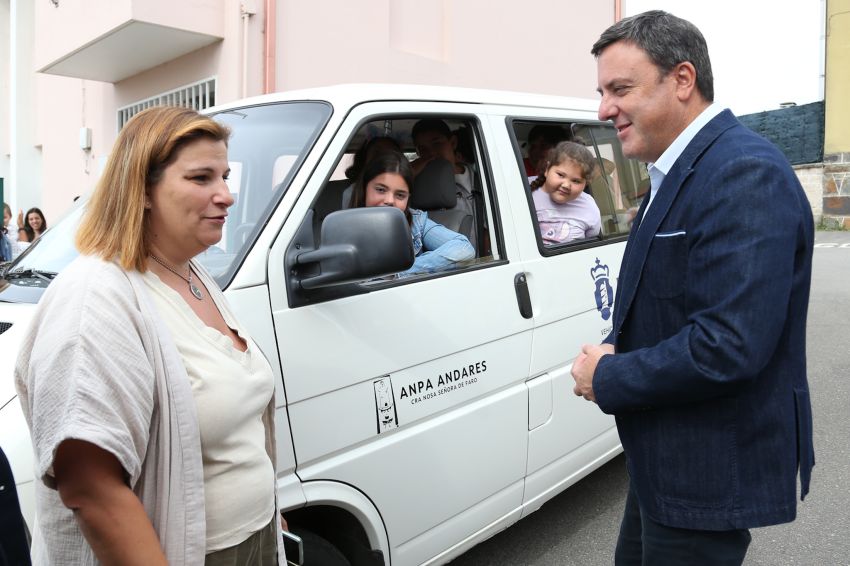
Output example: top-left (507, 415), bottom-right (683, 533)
top-left (598, 95), bottom-right (616, 122)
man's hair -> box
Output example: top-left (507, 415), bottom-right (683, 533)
top-left (591, 10), bottom-right (714, 102)
top-left (76, 106), bottom-right (230, 272)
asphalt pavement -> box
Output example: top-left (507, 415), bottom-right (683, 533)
top-left (452, 230), bottom-right (850, 566)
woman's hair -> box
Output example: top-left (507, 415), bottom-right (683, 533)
top-left (345, 136), bottom-right (402, 180)
top-left (76, 106), bottom-right (230, 271)
top-left (22, 207), bottom-right (47, 241)
top-left (529, 141), bottom-right (598, 191)
top-left (348, 150), bottom-right (414, 224)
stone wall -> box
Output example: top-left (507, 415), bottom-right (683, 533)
top-left (794, 164), bottom-right (824, 221)
top-left (823, 152), bottom-right (850, 229)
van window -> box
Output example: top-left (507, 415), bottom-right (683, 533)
top-left (209, 101), bottom-right (331, 285)
top-left (311, 115), bottom-right (502, 284)
top-left (511, 120), bottom-right (648, 253)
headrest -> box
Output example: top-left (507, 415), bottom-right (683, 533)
top-left (410, 158), bottom-right (457, 210)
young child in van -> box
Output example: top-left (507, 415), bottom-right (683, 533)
top-left (530, 141), bottom-right (602, 244)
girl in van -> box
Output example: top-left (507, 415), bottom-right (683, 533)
top-left (349, 151), bottom-right (474, 276)
top-left (530, 141), bottom-right (602, 244)
top-left (341, 136), bottom-right (402, 208)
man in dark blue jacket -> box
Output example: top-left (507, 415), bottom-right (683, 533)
top-left (572, 10), bottom-right (815, 565)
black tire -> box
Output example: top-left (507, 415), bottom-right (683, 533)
top-left (290, 527), bottom-right (351, 566)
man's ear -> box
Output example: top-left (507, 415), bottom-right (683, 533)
top-left (673, 61), bottom-right (699, 101)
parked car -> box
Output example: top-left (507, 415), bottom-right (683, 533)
top-left (0, 84), bottom-right (645, 566)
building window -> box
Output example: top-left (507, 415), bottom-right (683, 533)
top-left (117, 77), bottom-right (217, 130)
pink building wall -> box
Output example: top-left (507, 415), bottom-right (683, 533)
top-left (9, 0), bottom-right (615, 222)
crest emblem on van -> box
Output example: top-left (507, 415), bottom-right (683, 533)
top-left (591, 258), bottom-right (614, 321)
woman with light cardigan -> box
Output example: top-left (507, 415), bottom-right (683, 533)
top-left (15, 106), bottom-right (284, 565)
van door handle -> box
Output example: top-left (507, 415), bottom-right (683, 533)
top-left (514, 272), bottom-right (532, 319)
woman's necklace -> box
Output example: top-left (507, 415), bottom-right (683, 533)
top-left (149, 255), bottom-right (203, 300)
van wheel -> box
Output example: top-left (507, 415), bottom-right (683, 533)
top-left (292, 527), bottom-right (351, 566)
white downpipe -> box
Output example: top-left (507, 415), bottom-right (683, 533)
top-left (241, 1), bottom-right (257, 98)
top-left (264, 0), bottom-right (276, 94)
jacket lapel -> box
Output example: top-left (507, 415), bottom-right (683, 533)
top-left (612, 110), bottom-right (739, 334)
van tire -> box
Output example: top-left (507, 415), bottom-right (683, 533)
top-left (292, 527), bottom-right (351, 566)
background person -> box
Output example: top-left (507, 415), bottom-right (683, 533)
top-left (530, 141), bottom-right (601, 244)
top-left (349, 151), bottom-right (474, 276)
top-left (1, 203), bottom-right (18, 262)
top-left (18, 207), bottom-right (47, 243)
top-left (410, 118), bottom-right (475, 211)
top-left (3, 203), bottom-right (20, 245)
top-left (571, 10), bottom-right (815, 565)
top-left (15, 106), bottom-right (284, 565)
top-left (523, 124), bottom-right (569, 177)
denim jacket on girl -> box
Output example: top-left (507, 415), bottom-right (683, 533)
top-left (402, 208), bottom-right (474, 277)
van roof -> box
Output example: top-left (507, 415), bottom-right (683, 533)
top-left (209, 83), bottom-right (602, 115)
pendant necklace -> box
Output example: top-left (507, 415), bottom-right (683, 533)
top-left (149, 255), bottom-right (203, 300)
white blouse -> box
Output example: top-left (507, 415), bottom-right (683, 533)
top-left (142, 267), bottom-right (275, 552)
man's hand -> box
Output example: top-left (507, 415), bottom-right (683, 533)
top-left (571, 343), bottom-right (615, 403)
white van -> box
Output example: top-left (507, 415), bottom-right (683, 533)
top-left (0, 84), bottom-right (646, 565)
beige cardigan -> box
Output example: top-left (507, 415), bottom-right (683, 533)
top-left (15, 254), bottom-right (283, 565)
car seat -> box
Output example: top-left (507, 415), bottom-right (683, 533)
top-left (409, 159), bottom-right (474, 245)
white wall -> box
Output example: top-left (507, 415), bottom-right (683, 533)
top-left (1, 0), bottom-right (10, 206)
top-left (8, 0), bottom-right (42, 218)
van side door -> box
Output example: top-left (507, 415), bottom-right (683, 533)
top-left (267, 102), bottom-right (535, 565)
top-left (486, 113), bottom-right (641, 515)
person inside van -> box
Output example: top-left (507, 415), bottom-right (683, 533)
top-left (530, 141), bottom-right (602, 244)
top-left (524, 124), bottom-right (570, 177)
top-left (410, 119), bottom-right (475, 216)
top-left (341, 136), bottom-right (402, 208)
top-left (349, 151), bottom-right (474, 276)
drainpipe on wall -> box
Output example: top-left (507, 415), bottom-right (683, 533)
top-left (615, 0), bottom-right (622, 22)
top-left (264, 0), bottom-right (276, 94)
top-left (241, 1), bottom-right (257, 98)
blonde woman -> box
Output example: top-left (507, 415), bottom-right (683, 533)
top-left (15, 106), bottom-right (283, 565)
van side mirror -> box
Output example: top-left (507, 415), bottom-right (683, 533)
top-left (294, 207), bottom-right (414, 290)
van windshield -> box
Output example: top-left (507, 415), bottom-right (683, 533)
top-left (0, 101), bottom-right (332, 304)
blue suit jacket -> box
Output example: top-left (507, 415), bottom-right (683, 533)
top-left (595, 110), bottom-right (814, 530)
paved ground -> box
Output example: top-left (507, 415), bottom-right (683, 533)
top-left (452, 231), bottom-right (850, 566)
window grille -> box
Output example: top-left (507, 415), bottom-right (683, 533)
top-left (117, 77), bottom-right (217, 130)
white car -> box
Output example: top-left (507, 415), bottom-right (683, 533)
top-left (0, 84), bottom-right (643, 565)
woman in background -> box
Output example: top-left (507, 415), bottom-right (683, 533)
top-left (18, 207), bottom-right (47, 243)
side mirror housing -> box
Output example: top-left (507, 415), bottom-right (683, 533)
top-left (295, 207), bottom-right (414, 289)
